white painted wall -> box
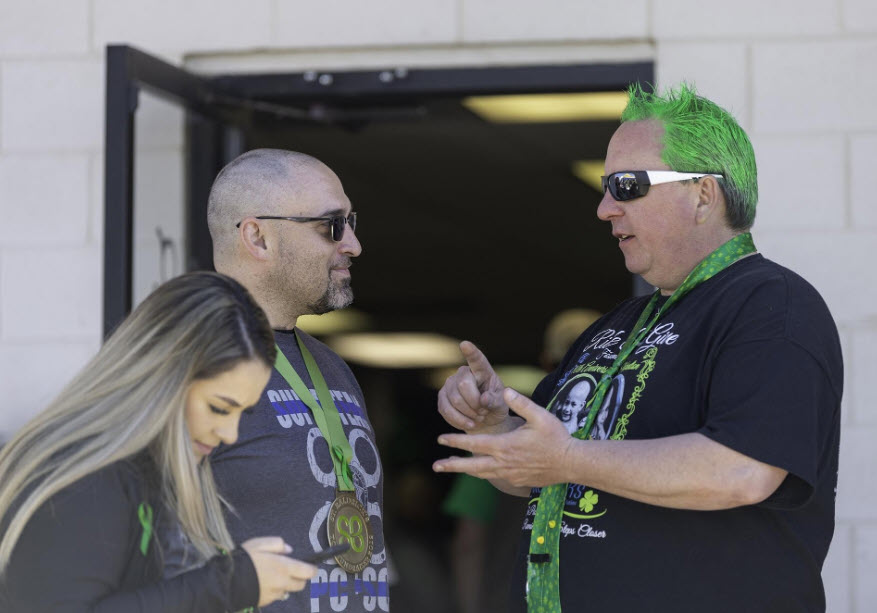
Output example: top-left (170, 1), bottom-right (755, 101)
top-left (0, 1), bottom-right (874, 610)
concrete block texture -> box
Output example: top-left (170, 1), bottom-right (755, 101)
top-left (0, 154), bottom-right (90, 246)
top-left (836, 426), bottom-right (877, 521)
top-left (751, 135), bottom-right (845, 231)
top-left (653, 0), bottom-right (838, 38)
top-left (0, 340), bottom-right (98, 440)
top-left (754, 231), bottom-right (877, 326)
top-left (0, 0), bottom-right (90, 57)
top-left (656, 42), bottom-right (749, 129)
top-left (92, 0), bottom-right (272, 54)
top-left (462, 0), bottom-right (648, 43)
top-left (0, 247), bottom-right (101, 341)
top-left (273, 0), bottom-right (457, 47)
top-left (842, 0), bottom-right (877, 33)
top-left (849, 327), bottom-right (877, 425)
top-left (753, 41), bottom-right (877, 135)
top-left (855, 525), bottom-right (877, 611)
top-left (822, 522), bottom-right (852, 613)
top-left (850, 134), bottom-right (877, 229)
top-left (0, 60), bottom-right (103, 152)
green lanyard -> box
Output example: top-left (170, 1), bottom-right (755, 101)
top-left (273, 331), bottom-right (355, 492)
top-left (526, 232), bottom-right (757, 613)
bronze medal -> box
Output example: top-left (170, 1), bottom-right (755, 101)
top-left (327, 491), bottom-right (373, 573)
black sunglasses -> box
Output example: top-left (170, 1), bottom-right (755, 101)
top-left (236, 212), bottom-right (357, 242)
top-left (601, 170), bottom-right (724, 202)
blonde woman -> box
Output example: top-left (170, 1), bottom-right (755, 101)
top-left (0, 271), bottom-right (316, 611)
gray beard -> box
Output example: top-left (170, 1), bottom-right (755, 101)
top-left (308, 277), bottom-right (354, 315)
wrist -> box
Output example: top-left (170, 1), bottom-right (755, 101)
top-left (559, 437), bottom-right (584, 485)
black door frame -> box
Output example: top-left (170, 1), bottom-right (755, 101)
top-left (104, 44), bottom-right (652, 335)
top-left (103, 45), bottom-right (248, 335)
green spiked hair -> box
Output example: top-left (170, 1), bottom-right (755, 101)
top-left (620, 83), bottom-right (758, 230)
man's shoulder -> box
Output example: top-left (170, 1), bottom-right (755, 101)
top-left (722, 255), bottom-right (834, 318)
top-left (714, 255), bottom-right (842, 376)
top-left (733, 254), bottom-right (818, 289)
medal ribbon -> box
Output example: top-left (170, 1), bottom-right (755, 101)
top-left (525, 232), bottom-right (757, 613)
top-left (273, 331), bottom-right (355, 492)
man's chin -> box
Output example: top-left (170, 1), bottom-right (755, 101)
top-left (309, 288), bottom-right (354, 315)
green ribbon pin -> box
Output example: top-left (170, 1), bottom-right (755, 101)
top-left (137, 502), bottom-right (153, 556)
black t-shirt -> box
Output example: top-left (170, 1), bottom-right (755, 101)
top-left (509, 254), bottom-right (843, 613)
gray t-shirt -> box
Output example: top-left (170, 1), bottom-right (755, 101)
top-left (213, 328), bottom-right (388, 612)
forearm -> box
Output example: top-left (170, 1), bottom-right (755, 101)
top-left (562, 432), bottom-right (787, 510)
top-left (93, 549), bottom-right (258, 613)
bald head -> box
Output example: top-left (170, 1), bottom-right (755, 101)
top-left (207, 149), bottom-right (327, 267)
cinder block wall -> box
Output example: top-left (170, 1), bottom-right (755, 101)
top-left (1, 1), bottom-right (874, 610)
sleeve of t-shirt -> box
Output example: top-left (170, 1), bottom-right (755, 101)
top-left (698, 334), bottom-right (836, 510)
top-left (2, 466), bottom-right (259, 613)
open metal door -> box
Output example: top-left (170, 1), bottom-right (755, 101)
top-left (103, 45), bottom-right (247, 336)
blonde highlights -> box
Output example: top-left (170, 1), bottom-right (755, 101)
top-left (0, 272), bottom-right (275, 572)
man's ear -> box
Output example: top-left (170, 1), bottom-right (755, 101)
top-left (695, 176), bottom-right (724, 225)
top-left (238, 218), bottom-right (270, 261)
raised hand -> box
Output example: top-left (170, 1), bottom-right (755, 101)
top-left (434, 388), bottom-right (577, 489)
top-left (242, 537), bottom-right (318, 607)
top-left (437, 341), bottom-right (509, 433)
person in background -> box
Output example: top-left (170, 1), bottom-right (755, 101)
top-left (0, 271), bottom-right (316, 612)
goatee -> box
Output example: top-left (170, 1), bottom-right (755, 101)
top-left (309, 278), bottom-right (354, 315)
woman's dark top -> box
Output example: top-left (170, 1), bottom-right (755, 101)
top-left (0, 456), bottom-right (259, 612)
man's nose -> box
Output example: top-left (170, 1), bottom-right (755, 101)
top-left (339, 224), bottom-right (362, 257)
top-left (596, 191), bottom-right (623, 221)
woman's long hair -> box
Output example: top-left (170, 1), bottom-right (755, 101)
top-left (0, 271), bottom-right (275, 572)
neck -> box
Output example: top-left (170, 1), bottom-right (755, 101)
top-left (657, 228), bottom-right (747, 296)
top-left (248, 284), bottom-right (302, 331)
top-left (267, 311), bottom-right (299, 331)
top-left (215, 266), bottom-right (303, 330)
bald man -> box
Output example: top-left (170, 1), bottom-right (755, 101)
top-left (207, 150), bottom-right (389, 613)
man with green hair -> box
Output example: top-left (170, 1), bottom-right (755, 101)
top-left (434, 83), bottom-right (842, 612)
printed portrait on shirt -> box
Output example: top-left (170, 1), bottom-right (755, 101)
top-left (548, 373), bottom-right (625, 440)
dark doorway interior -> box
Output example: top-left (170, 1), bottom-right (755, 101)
top-left (244, 98), bottom-right (628, 362)
top-left (199, 64), bottom-right (649, 613)
top-left (233, 88), bottom-right (632, 613)
top-left (106, 50), bottom-right (652, 612)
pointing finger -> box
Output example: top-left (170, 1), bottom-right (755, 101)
top-left (460, 341), bottom-right (497, 388)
